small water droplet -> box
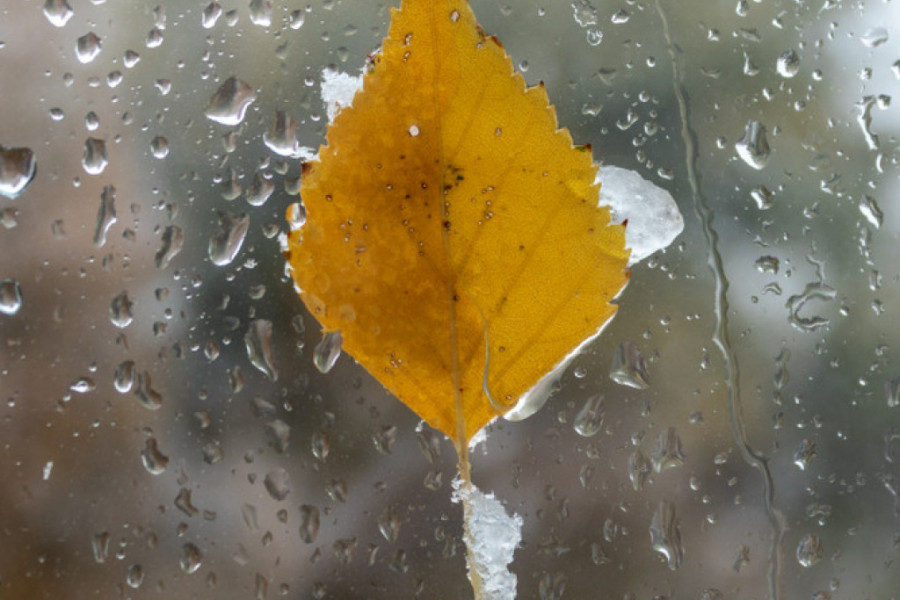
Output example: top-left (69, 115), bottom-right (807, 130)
top-left (109, 291), bottom-right (133, 328)
top-left (0, 145), bottom-right (37, 199)
top-left (649, 501), bottom-right (683, 570)
top-left (313, 330), bottom-right (343, 374)
top-left (792, 439), bottom-right (816, 470)
top-left (76, 32), bottom-right (102, 64)
top-left (776, 49), bottom-right (800, 78)
top-left (289, 9), bottom-right (305, 29)
top-left (145, 27), bottom-right (164, 48)
top-left (859, 195), bottom-right (883, 229)
top-left (609, 341), bottom-right (649, 389)
top-left (0, 279), bottom-right (23, 315)
top-left (92, 531), bottom-right (110, 563)
top-left (885, 378), bottom-right (900, 408)
top-left (150, 135), bottom-right (169, 159)
top-left (796, 533), bottom-right (823, 567)
top-left (573, 394), bottom-right (604, 437)
top-left (205, 76), bottom-right (256, 126)
top-left (179, 543), bottom-right (203, 574)
top-left (627, 449), bottom-right (651, 491)
top-left (610, 9), bottom-right (630, 23)
top-left (141, 437), bottom-right (169, 475)
top-left (245, 319), bottom-right (278, 381)
top-left (265, 419), bottom-right (291, 453)
top-left (651, 427), bottom-right (685, 472)
top-left (249, 0), bottom-right (272, 27)
top-left (299, 505), bottom-right (320, 543)
top-left (134, 371), bottom-right (163, 410)
top-left (125, 564), bottom-right (144, 588)
top-left (755, 255), bottom-right (779, 274)
top-left (860, 27), bottom-right (888, 48)
top-left (155, 225), bottom-right (184, 269)
top-left (246, 172), bottom-right (274, 206)
top-left (93, 184), bottom-right (117, 247)
top-left (202, 2), bottom-right (223, 28)
top-left (114, 360), bottom-right (136, 393)
top-left (377, 505), bottom-right (401, 543)
top-left (373, 425), bottom-right (398, 454)
top-left (750, 185), bottom-right (773, 210)
top-left (287, 202), bottom-right (307, 230)
top-left (43, 0), bottom-right (74, 27)
top-left (208, 210), bottom-right (249, 266)
top-left (123, 50), bottom-right (140, 68)
top-left (735, 120), bottom-right (770, 170)
top-left (70, 377), bottom-right (96, 393)
top-left (264, 468), bottom-right (291, 501)
top-left (263, 111), bottom-right (300, 157)
top-left (81, 137), bottom-right (108, 175)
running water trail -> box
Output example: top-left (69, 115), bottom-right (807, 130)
top-left (655, 3), bottom-right (786, 599)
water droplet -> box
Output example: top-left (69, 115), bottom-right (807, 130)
top-left (750, 185), bottom-right (773, 210)
top-left (145, 27), bottom-right (164, 49)
top-left (75, 32), bottom-right (102, 64)
top-left (651, 427), bottom-right (685, 472)
top-left (573, 394), bottom-right (604, 437)
top-left (246, 172), bottom-right (274, 207)
top-left (125, 564), bottom-right (144, 588)
top-left (885, 378), bottom-right (900, 408)
top-left (180, 543), bottom-right (203, 574)
top-left (265, 419), bottom-right (290, 453)
top-left (150, 135), bottom-right (169, 159)
top-left (0, 279), bottom-right (23, 316)
top-left (202, 441), bottom-right (223, 464)
top-left (326, 478), bottom-right (348, 503)
top-left (264, 468), bottom-right (291, 501)
top-left (93, 185), bottom-right (117, 247)
top-left (114, 360), bottom-right (136, 393)
top-left (123, 50), bottom-right (140, 68)
top-left (585, 28), bottom-right (603, 46)
top-left (205, 77), bottom-right (256, 126)
top-left (134, 371), bottom-right (163, 410)
top-left (289, 9), bottom-right (305, 29)
top-left (155, 225), bottom-right (184, 269)
top-left (311, 430), bottom-right (330, 461)
top-left (859, 195), bottom-right (883, 229)
top-left (610, 9), bottom-right (630, 24)
top-left (333, 537), bottom-right (357, 564)
top-left (109, 291), bottom-right (133, 328)
top-left (263, 110), bottom-right (301, 157)
top-left (755, 255), bottom-right (779, 274)
top-left (627, 449), bottom-right (651, 491)
top-left (0, 145), bottom-right (37, 199)
top-left (373, 425), bottom-right (398, 454)
top-left (81, 137), bottom-right (108, 175)
top-left (861, 27), bottom-right (888, 48)
top-left (796, 533), bottom-right (823, 567)
top-left (299, 505), bottom-right (320, 543)
top-left (92, 531), bottom-right (110, 563)
top-left (609, 341), bottom-right (649, 389)
top-left (84, 111), bottom-right (100, 131)
top-left (792, 439), bottom-right (816, 470)
top-left (378, 504), bottom-right (401, 542)
top-left (249, 0), bottom-right (272, 27)
top-left (141, 437), bottom-right (169, 475)
top-left (208, 210), bottom-right (249, 266)
top-left (776, 49), bottom-right (800, 78)
top-left (202, 2), bottom-right (223, 28)
top-left (175, 488), bottom-right (199, 517)
top-left (70, 377), bottom-right (96, 393)
top-left (287, 201), bottom-right (307, 230)
top-left (245, 319), bottom-right (278, 381)
top-left (649, 501), bottom-right (683, 570)
top-left (313, 330), bottom-right (343, 374)
top-left (43, 0), bottom-right (74, 27)
top-left (735, 120), bottom-right (770, 170)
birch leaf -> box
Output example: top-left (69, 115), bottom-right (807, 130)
top-left (285, 0), bottom-right (629, 447)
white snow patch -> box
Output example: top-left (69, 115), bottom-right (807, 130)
top-left (597, 165), bottom-right (684, 266)
top-left (321, 68), bottom-right (364, 124)
top-left (453, 479), bottom-right (523, 600)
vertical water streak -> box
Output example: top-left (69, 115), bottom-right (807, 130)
top-left (655, 2), bottom-right (785, 599)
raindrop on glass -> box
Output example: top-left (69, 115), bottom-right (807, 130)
top-left (299, 505), bottom-right (320, 543)
top-left (134, 371), bottom-right (163, 410)
top-left (859, 195), bottom-right (883, 229)
top-left (0, 145), bottom-right (37, 199)
top-left (649, 501), bottom-right (683, 570)
top-left (627, 449), bottom-right (651, 491)
top-left (373, 425), bottom-right (398, 454)
top-left (179, 543), bottom-right (203, 574)
top-left (75, 32), bottom-right (102, 64)
top-left (43, 0), bottom-right (74, 27)
top-left (141, 438), bottom-right (169, 475)
top-left (146, 27), bottom-right (164, 49)
top-left (573, 394), bottom-right (604, 437)
top-left (249, 0), bottom-right (272, 27)
top-left (93, 185), bottom-right (117, 247)
top-left (82, 137), bottom-right (108, 175)
top-left (246, 173), bottom-right (274, 207)
top-left (114, 360), bottom-right (136, 393)
top-left (263, 111), bottom-right (301, 157)
top-left (92, 531), bottom-right (110, 563)
top-left (205, 76), bottom-right (256, 126)
top-left (150, 135), bottom-right (169, 159)
top-left (860, 27), bottom-right (888, 48)
top-left (796, 533), bottom-right (823, 567)
top-left (264, 468), bottom-right (291, 501)
top-left (0, 279), bottom-right (23, 316)
top-left (202, 2), bottom-right (223, 28)
top-left (651, 427), bottom-right (685, 472)
top-left (378, 504), bottom-right (401, 543)
top-left (208, 210), bottom-right (249, 266)
top-left (109, 291), bottom-right (133, 328)
top-left (735, 120), bottom-right (770, 170)
top-left (245, 319), bottom-right (278, 381)
top-left (314, 330), bottom-right (343, 374)
top-left (155, 225), bottom-right (184, 269)
top-left (776, 49), bottom-right (800, 78)
top-left (792, 439), bottom-right (816, 470)
top-left (125, 564), bottom-right (144, 589)
top-left (609, 341), bottom-right (649, 389)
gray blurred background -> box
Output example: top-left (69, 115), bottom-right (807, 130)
top-left (1, 0), bottom-right (898, 599)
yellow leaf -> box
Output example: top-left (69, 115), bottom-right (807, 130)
top-left (285, 0), bottom-right (629, 448)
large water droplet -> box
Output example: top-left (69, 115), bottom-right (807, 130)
top-left (0, 145), bottom-right (37, 199)
top-left (0, 279), bottom-right (23, 316)
top-left (125, 564), bottom-right (144, 589)
top-left (796, 533), bottom-right (823, 567)
top-left (246, 172), bottom-right (274, 207)
top-left (150, 135), bottom-right (169, 159)
top-left (179, 543), bottom-right (203, 574)
top-left (141, 437), bottom-right (169, 475)
top-left (377, 504), bottom-right (401, 543)
top-left (651, 427), bottom-right (685, 472)
top-left (249, 0), bottom-right (273, 27)
top-left (114, 360), bottom-right (136, 393)
top-left (299, 505), bottom-right (320, 543)
top-left (43, 0), bottom-right (74, 27)
top-left (313, 330), bottom-right (343, 373)
top-left (82, 137), bottom-right (108, 175)
top-left (627, 449), bottom-right (651, 491)
top-left (93, 185), bottom-right (117, 247)
top-left (109, 291), bottom-right (134, 328)
top-left (75, 32), bottom-right (102, 64)
top-left (245, 319), bottom-right (278, 381)
top-left (134, 370), bottom-right (163, 410)
top-left (609, 341), bottom-right (649, 389)
top-left (155, 225), bottom-right (184, 269)
top-left (573, 394), bottom-right (604, 437)
top-left (208, 211), bottom-right (249, 266)
top-left (263, 111), bottom-right (301, 157)
top-left (649, 501), bottom-right (683, 570)
top-left (92, 531), bottom-right (110, 563)
top-left (735, 120), bottom-right (770, 170)
top-left (205, 77), bottom-right (256, 126)
top-left (264, 468), bottom-right (291, 501)
top-left (776, 49), bottom-right (800, 78)
top-left (202, 2), bottom-right (223, 28)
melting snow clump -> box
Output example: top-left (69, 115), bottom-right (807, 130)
top-left (453, 479), bottom-right (523, 600)
top-left (321, 68), bottom-right (364, 124)
top-left (597, 165), bottom-right (684, 266)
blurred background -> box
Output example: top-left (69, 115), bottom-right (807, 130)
top-left (1, 0), bottom-right (898, 598)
